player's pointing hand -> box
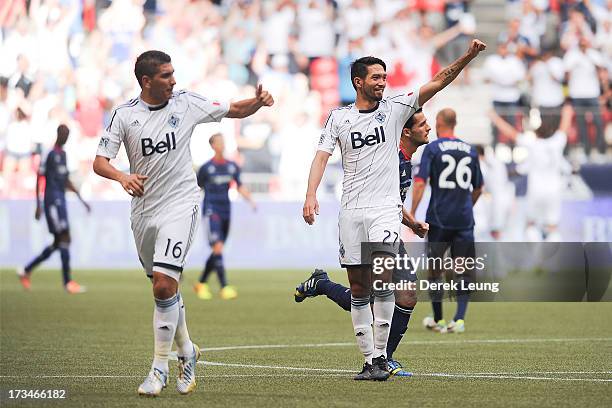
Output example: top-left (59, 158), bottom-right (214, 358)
top-left (255, 84), bottom-right (274, 107)
top-left (466, 39), bottom-right (486, 58)
top-left (119, 173), bottom-right (149, 197)
top-left (303, 195), bottom-right (319, 225)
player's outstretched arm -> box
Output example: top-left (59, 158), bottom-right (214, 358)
top-left (226, 84), bottom-right (274, 119)
top-left (487, 109), bottom-right (519, 141)
top-left (418, 39), bottom-right (486, 106)
top-left (303, 150), bottom-right (331, 225)
top-left (93, 156), bottom-right (148, 197)
top-left (558, 104), bottom-right (574, 135)
top-left (237, 185), bottom-right (257, 211)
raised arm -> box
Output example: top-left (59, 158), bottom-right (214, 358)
top-left (418, 39), bottom-right (486, 106)
top-left (487, 109), bottom-right (520, 141)
top-left (226, 84), bottom-right (274, 119)
top-left (93, 156), bottom-right (148, 197)
top-left (302, 150), bottom-right (331, 225)
top-left (558, 104), bottom-right (574, 135)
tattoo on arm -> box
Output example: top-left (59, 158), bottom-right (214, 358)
top-left (432, 54), bottom-right (470, 88)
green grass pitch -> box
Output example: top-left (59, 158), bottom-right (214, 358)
top-left (1, 268), bottom-right (611, 407)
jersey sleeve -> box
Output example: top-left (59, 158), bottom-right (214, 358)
top-left (516, 132), bottom-right (534, 147)
top-left (317, 111), bottom-right (339, 154)
top-left (414, 143), bottom-right (432, 183)
top-left (389, 90), bottom-right (420, 125)
top-left (550, 130), bottom-right (567, 149)
top-left (96, 109), bottom-right (124, 159)
top-left (186, 91), bottom-right (229, 124)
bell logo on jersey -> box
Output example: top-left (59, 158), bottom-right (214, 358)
top-left (350, 126), bottom-right (385, 149)
top-left (141, 132), bottom-right (177, 157)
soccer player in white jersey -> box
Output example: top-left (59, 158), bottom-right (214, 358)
top-left (303, 40), bottom-right (486, 380)
top-left (488, 104), bottom-right (573, 242)
top-left (93, 50), bottom-right (273, 396)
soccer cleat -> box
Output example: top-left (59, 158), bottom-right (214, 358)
top-left (64, 280), bottom-right (86, 294)
top-left (446, 319), bottom-right (465, 334)
top-left (17, 267), bottom-right (31, 291)
top-left (354, 362), bottom-right (373, 380)
top-left (220, 285), bottom-right (238, 300)
top-left (177, 343), bottom-right (200, 395)
top-left (294, 269), bottom-right (329, 303)
top-left (387, 359), bottom-right (413, 377)
top-left (423, 316), bottom-right (447, 333)
top-left (370, 356), bottom-right (390, 381)
top-left (194, 283), bottom-right (212, 300)
top-left (138, 368), bottom-right (168, 397)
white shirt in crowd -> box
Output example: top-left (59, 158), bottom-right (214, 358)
top-left (529, 56), bottom-right (565, 108)
top-left (298, 3), bottom-right (335, 58)
top-left (517, 130), bottom-right (569, 195)
top-left (564, 47), bottom-right (604, 99)
top-left (483, 53), bottom-right (526, 102)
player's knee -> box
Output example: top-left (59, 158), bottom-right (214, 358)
top-left (212, 242), bottom-right (224, 255)
top-left (395, 290), bottom-right (417, 309)
top-left (350, 282), bottom-right (370, 298)
top-left (59, 232), bottom-right (71, 245)
top-left (152, 274), bottom-right (178, 299)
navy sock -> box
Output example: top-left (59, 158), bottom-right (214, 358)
top-left (213, 254), bottom-right (227, 287)
top-left (387, 305), bottom-right (413, 360)
top-left (429, 277), bottom-right (444, 322)
top-left (454, 290), bottom-right (470, 321)
top-left (318, 280), bottom-right (351, 312)
top-left (59, 246), bottom-right (71, 286)
top-left (25, 244), bottom-right (57, 273)
top-left (199, 254), bottom-right (215, 283)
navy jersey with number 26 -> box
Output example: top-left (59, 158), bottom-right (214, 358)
top-left (415, 136), bottom-right (483, 229)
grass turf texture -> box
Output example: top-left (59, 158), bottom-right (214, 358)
top-left (1, 268), bottom-right (611, 407)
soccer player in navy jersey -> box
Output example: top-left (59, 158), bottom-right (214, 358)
top-left (18, 124), bottom-right (90, 294)
top-left (295, 109), bottom-right (430, 377)
top-left (411, 108), bottom-right (483, 334)
top-left (194, 133), bottom-right (256, 300)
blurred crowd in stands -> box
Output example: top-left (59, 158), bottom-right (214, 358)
top-left (0, 0), bottom-right (610, 200)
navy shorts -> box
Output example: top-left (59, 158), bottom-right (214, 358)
top-left (204, 213), bottom-right (230, 245)
top-left (44, 198), bottom-right (69, 235)
top-left (427, 225), bottom-right (475, 279)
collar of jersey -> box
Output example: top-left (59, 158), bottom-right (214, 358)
top-left (358, 102), bottom-right (379, 113)
top-left (399, 146), bottom-right (411, 160)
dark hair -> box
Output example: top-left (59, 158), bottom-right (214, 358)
top-left (403, 108), bottom-right (423, 129)
top-left (475, 144), bottom-right (485, 156)
top-left (56, 124), bottom-right (70, 145)
top-left (350, 56), bottom-right (386, 90)
top-left (209, 133), bottom-right (222, 146)
top-left (134, 50), bottom-right (171, 87)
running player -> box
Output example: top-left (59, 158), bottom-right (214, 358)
top-left (194, 133), bottom-right (256, 300)
top-left (295, 109), bottom-right (430, 377)
top-left (411, 108), bottom-right (484, 334)
top-left (18, 124), bottom-right (89, 294)
top-left (93, 50), bottom-right (273, 396)
top-left (488, 104), bottom-right (573, 242)
top-left (303, 39), bottom-right (486, 380)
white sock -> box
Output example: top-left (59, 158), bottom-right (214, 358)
top-left (350, 296), bottom-right (374, 364)
top-left (373, 289), bottom-right (395, 358)
top-left (152, 294), bottom-right (180, 373)
top-left (174, 292), bottom-right (194, 358)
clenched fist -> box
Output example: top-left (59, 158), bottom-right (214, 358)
top-left (466, 39), bottom-right (486, 58)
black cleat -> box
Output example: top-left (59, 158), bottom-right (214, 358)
top-left (370, 356), bottom-right (391, 381)
top-left (294, 269), bottom-right (329, 303)
top-left (354, 363), bottom-right (373, 380)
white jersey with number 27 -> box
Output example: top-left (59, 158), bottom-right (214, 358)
top-left (318, 91), bottom-right (419, 209)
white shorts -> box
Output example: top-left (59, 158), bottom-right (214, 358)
top-left (338, 205), bottom-right (402, 267)
top-left (527, 191), bottom-right (561, 227)
top-left (131, 204), bottom-right (200, 281)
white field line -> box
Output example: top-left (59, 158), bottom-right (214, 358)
top-left (200, 337), bottom-right (612, 352)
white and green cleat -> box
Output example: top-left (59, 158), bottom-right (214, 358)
top-left (177, 343), bottom-right (201, 395)
top-left (446, 319), bottom-right (465, 334)
top-left (423, 316), bottom-right (447, 333)
top-left (138, 368), bottom-right (168, 397)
